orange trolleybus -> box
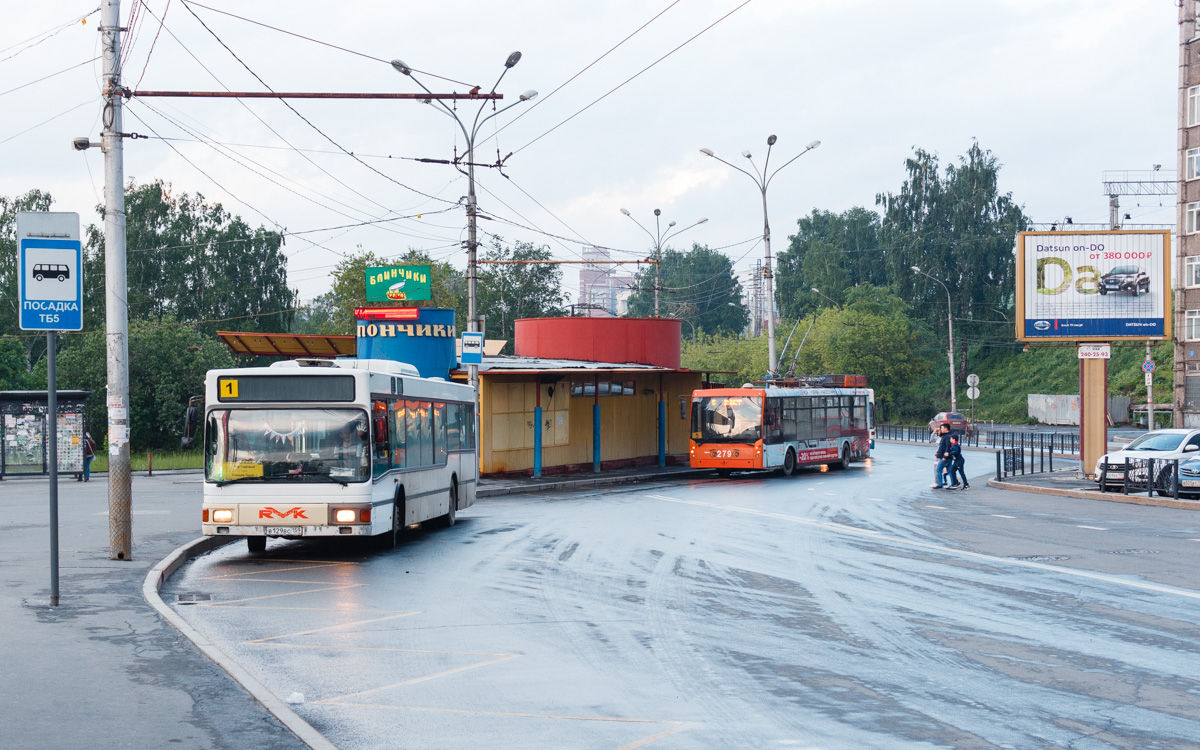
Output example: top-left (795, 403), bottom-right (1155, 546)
top-left (689, 375), bottom-right (875, 476)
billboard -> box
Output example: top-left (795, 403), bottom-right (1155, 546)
top-left (1016, 230), bottom-right (1171, 341)
top-left (365, 264), bottom-right (432, 302)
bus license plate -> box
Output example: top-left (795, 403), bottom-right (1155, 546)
top-left (265, 526), bottom-right (300, 536)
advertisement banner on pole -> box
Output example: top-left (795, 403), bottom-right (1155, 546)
top-left (365, 265), bottom-right (432, 302)
top-left (1015, 230), bottom-right (1170, 342)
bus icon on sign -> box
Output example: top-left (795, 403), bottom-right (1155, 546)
top-left (32, 264), bottom-right (70, 282)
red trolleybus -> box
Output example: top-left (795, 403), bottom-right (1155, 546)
top-left (689, 375), bottom-right (874, 476)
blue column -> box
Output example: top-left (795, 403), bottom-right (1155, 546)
top-left (533, 405), bottom-right (543, 479)
top-left (658, 399), bottom-right (666, 467)
top-left (593, 403), bottom-right (601, 473)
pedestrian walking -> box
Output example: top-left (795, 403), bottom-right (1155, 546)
top-left (947, 434), bottom-right (969, 489)
top-left (931, 423), bottom-right (952, 489)
top-left (83, 432), bottom-right (96, 482)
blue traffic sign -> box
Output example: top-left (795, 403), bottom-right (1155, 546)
top-left (18, 238), bottom-right (83, 331)
top-left (1142, 360), bottom-right (1155, 373)
top-left (460, 331), bottom-right (484, 365)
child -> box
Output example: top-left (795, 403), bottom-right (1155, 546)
top-left (947, 435), bottom-right (969, 490)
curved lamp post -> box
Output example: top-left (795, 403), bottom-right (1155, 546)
top-left (911, 265), bottom-right (957, 411)
top-left (810, 286), bottom-right (842, 311)
top-left (618, 208), bottom-right (708, 317)
top-left (392, 53), bottom-right (537, 395)
top-left (700, 135), bottom-right (820, 377)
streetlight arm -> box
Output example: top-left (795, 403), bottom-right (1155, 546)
top-left (406, 71), bottom-right (472, 141)
top-left (701, 151), bottom-right (764, 189)
top-left (662, 218), bottom-right (709, 245)
top-left (621, 211), bottom-right (658, 245)
top-left (765, 144), bottom-right (819, 189)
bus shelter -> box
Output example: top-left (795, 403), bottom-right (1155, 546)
top-left (0, 391), bottom-right (91, 478)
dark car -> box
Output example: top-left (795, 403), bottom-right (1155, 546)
top-left (1170, 452), bottom-right (1200, 498)
top-left (928, 411), bottom-right (969, 437)
top-left (1098, 265), bottom-right (1150, 296)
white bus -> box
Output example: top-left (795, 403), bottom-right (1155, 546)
top-left (201, 358), bottom-right (477, 552)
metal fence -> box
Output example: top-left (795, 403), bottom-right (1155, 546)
top-left (1098, 458), bottom-right (1184, 500)
top-left (877, 424), bottom-right (1078, 455)
top-left (994, 446), bottom-right (1061, 481)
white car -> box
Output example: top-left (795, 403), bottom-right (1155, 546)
top-left (1095, 429), bottom-right (1200, 490)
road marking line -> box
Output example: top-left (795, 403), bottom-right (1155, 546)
top-left (315, 701), bottom-right (684, 724)
top-left (823, 492), bottom-right (837, 496)
top-left (867, 497), bottom-right (886, 502)
top-left (253, 642), bottom-right (513, 656)
top-left (646, 494), bottom-right (1200, 602)
top-left (992, 514), bottom-right (1017, 519)
top-left (925, 505), bottom-right (947, 510)
top-left (613, 723), bottom-right (695, 750)
top-left (203, 583), bottom-right (365, 606)
top-left (1078, 525), bottom-right (1108, 531)
top-left (244, 612), bottom-right (418, 643)
top-left (317, 654), bottom-right (520, 703)
top-left (201, 561), bottom-right (356, 580)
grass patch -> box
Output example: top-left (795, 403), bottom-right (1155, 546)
top-left (90, 449), bottom-right (202, 473)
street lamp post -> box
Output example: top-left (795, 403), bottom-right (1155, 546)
top-left (810, 287), bottom-right (842, 310)
top-left (392, 54), bottom-right (537, 397)
top-left (700, 136), bottom-right (820, 377)
top-left (911, 265), bottom-right (957, 412)
top-left (618, 208), bottom-right (708, 317)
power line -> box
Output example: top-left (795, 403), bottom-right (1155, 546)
top-left (180, 0), bottom-right (476, 87)
top-left (0, 57), bottom-right (100, 99)
top-left (479, 0), bottom-right (681, 148)
top-left (0, 99), bottom-right (93, 146)
top-left (509, 0), bottom-right (753, 158)
top-left (0, 7), bottom-right (98, 63)
top-left (134, 0), bottom-right (172, 89)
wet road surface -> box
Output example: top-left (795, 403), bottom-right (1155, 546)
top-left (165, 445), bottom-right (1200, 749)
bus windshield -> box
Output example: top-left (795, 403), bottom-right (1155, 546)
top-left (205, 408), bottom-right (369, 483)
top-left (693, 396), bottom-right (763, 443)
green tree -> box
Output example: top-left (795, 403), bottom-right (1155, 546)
top-left (0, 337), bottom-right (45, 390)
top-left (790, 285), bottom-right (932, 416)
top-left (681, 333), bottom-right (767, 386)
top-left (318, 248), bottom-right (467, 335)
top-left (626, 243), bottom-right (748, 336)
top-left (82, 180), bottom-right (297, 336)
top-left (776, 207), bottom-right (881, 319)
top-left (477, 239), bottom-right (566, 346)
top-left (875, 142), bottom-right (1028, 384)
top-left (57, 320), bottom-right (234, 450)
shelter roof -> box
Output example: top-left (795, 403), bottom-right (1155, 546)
top-left (217, 331), bottom-right (356, 358)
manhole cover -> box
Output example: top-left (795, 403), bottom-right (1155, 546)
top-left (177, 593), bottom-right (212, 604)
top-left (1106, 549), bottom-right (1160, 556)
top-left (1012, 555), bottom-right (1070, 562)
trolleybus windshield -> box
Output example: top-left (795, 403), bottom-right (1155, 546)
top-left (205, 408), bottom-right (369, 484)
top-left (693, 396), bottom-right (762, 442)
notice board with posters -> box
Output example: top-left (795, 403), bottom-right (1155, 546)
top-left (1016, 230), bottom-right (1171, 342)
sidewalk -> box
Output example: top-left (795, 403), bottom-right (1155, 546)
top-left (988, 467), bottom-right (1200, 510)
top-left (478, 464), bottom-right (712, 497)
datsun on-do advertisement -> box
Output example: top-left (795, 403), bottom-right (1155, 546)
top-left (1016, 230), bottom-right (1171, 342)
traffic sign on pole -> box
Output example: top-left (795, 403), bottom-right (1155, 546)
top-left (460, 331), bottom-right (484, 365)
top-left (17, 215), bottom-right (82, 331)
top-left (1143, 360), bottom-right (1156, 373)
top-left (966, 373), bottom-right (980, 387)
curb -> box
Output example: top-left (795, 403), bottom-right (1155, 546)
top-left (478, 469), bottom-right (714, 497)
top-left (985, 478), bottom-right (1200, 510)
top-left (143, 536), bottom-right (339, 750)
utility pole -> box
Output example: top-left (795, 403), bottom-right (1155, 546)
top-left (101, 0), bottom-right (132, 559)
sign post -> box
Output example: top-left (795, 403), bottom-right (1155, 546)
top-left (17, 212), bottom-right (82, 607)
top-left (965, 374), bottom-right (980, 428)
top-left (1144, 350), bottom-right (1155, 430)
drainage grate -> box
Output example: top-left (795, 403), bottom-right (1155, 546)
top-left (177, 593), bottom-right (212, 604)
top-left (1106, 549), bottom-right (1160, 556)
top-left (1012, 555), bottom-right (1071, 562)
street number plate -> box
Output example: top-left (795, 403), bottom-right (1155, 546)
top-left (264, 526), bottom-right (299, 536)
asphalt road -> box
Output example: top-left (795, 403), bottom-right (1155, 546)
top-left (165, 444), bottom-right (1200, 749)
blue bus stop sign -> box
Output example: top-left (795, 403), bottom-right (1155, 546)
top-left (18, 238), bottom-right (83, 331)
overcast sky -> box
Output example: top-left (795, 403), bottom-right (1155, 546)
top-left (1, 1), bottom-right (1178, 311)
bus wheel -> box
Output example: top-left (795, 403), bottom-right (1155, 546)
top-left (437, 479), bottom-right (458, 528)
top-left (835, 443), bottom-right (851, 469)
top-left (247, 536), bottom-right (266, 553)
top-left (782, 449), bottom-right (796, 477)
top-left (381, 492), bottom-right (404, 549)
top-left (717, 469), bottom-right (731, 478)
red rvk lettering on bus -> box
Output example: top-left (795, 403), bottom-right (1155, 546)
top-left (259, 507), bottom-right (308, 520)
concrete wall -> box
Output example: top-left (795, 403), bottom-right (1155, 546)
top-left (480, 371), bottom-right (702, 475)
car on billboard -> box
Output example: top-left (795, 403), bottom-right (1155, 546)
top-left (1098, 265), bottom-right (1150, 296)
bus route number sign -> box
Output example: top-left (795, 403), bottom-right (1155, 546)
top-left (219, 379), bottom-right (239, 398)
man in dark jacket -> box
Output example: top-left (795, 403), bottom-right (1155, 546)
top-left (931, 424), bottom-right (952, 489)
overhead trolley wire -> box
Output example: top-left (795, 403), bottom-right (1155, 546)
top-left (0, 57), bottom-right (100, 99)
top-left (0, 7), bottom-right (99, 64)
top-left (180, 0), bottom-right (476, 88)
top-left (509, 0), bottom-right (754, 158)
top-left (179, 2), bottom-right (458, 208)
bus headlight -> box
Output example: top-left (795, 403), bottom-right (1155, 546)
top-left (212, 509), bottom-right (234, 524)
top-left (335, 509), bottom-right (357, 524)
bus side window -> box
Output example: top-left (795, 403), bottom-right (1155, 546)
top-left (445, 402), bottom-right (462, 452)
top-left (372, 401), bottom-right (390, 477)
top-left (433, 402), bottom-right (447, 464)
top-left (391, 400), bottom-right (406, 469)
top-left (461, 403), bottom-right (476, 451)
